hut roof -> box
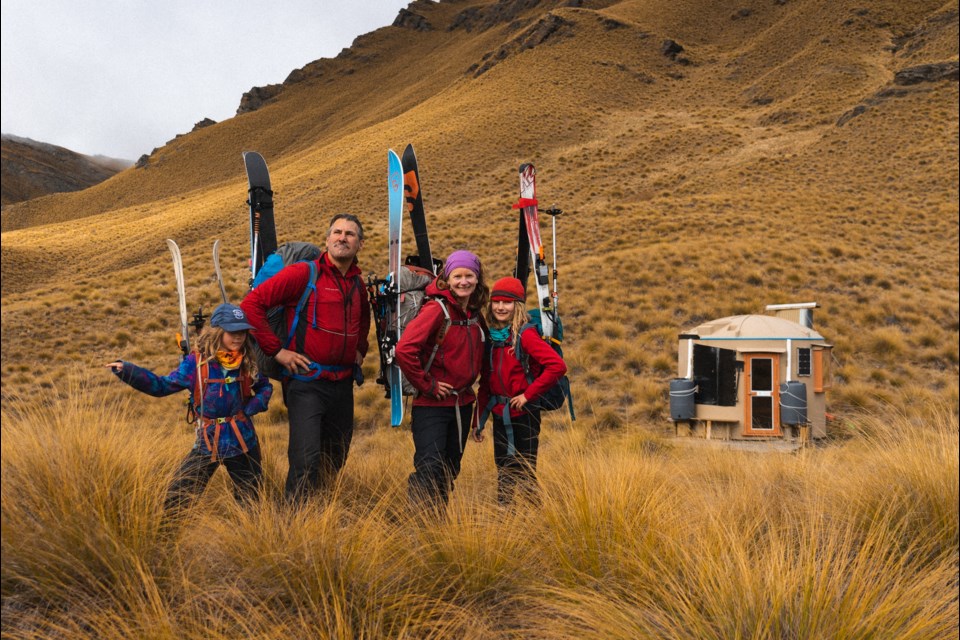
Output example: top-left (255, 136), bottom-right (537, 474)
top-left (689, 315), bottom-right (825, 340)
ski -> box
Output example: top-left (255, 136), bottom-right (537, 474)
top-left (166, 239), bottom-right (191, 360)
top-left (212, 239), bottom-right (229, 304)
top-left (386, 149), bottom-right (405, 426)
top-left (401, 144), bottom-right (438, 274)
top-left (243, 151), bottom-right (277, 286)
top-left (514, 205), bottom-right (531, 286)
top-left (513, 163), bottom-right (555, 338)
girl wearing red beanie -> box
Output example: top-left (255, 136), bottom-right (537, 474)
top-left (474, 277), bottom-right (566, 505)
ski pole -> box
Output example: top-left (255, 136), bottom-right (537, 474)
top-left (542, 207), bottom-right (563, 313)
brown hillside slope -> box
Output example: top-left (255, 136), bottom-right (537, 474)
top-left (0, 136), bottom-right (128, 207)
top-left (1, 0), bottom-right (957, 421)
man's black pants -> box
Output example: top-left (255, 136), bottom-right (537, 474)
top-left (285, 377), bottom-right (354, 502)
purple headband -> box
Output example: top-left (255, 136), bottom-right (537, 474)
top-left (443, 250), bottom-right (481, 278)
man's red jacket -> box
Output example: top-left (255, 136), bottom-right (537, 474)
top-left (241, 252), bottom-right (370, 381)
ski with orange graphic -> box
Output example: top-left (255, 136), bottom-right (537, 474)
top-left (401, 144), bottom-right (440, 275)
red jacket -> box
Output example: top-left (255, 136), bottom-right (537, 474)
top-left (241, 252), bottom-right (370, 381)
top-left (477, 326), bottom-right (567, 418)
top-left (394, 283), bottom-right (485, 407)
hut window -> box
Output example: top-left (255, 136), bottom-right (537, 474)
top-left (693, 344), bottom-right (738, 406)
top-left (797, 348), bottom-right (812, 376)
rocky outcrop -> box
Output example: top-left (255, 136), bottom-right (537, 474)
top-left (191, 117), bottom-right (217, 131)
top-left (394, 8), bottom-right (432, 31)
top-left (838, 59), bottom-right (958, 126)
top-left (661, 39), bottom-right (684, 58)
top-left (450, 0), bottom-right (573, 33)
top-left (469, 12), bottom-right (574, 77)
top-left (237, 84), bottom-right (285, 115)
top-left (894, 61), bottom-right (959, 85)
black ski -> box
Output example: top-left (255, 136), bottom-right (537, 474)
top-left (514, 209), bottom-right (531, 286)
top-left (243, 151), bottom-right (277, 286)
top-left (401, 144), bottom-right (439, 274)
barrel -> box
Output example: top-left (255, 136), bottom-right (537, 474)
top-left (669, 378), bottom-right (697, 421)
top-left (780, 381), bottom-right (807, 425)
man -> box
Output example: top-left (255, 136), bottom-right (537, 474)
top-left (241, 213), bottom-right (370, 502)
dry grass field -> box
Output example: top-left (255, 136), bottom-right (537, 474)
top-left (2, 0), bottom-right (957, 636)
top-left (2, 380), bottom-right (957, 638)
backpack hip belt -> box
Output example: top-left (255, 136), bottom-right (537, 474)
top-left (201, 411), bottom-right (250, 462)
top-left (286, 362), bottom-right (351, 382)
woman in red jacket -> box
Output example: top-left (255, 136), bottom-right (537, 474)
top-left (474, 277), bottom-right (567, 506)
top-left (395, 250), bottom-right (489, 511)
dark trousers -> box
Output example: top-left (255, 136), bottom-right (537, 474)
top-left (285, 377), bottom-right (354, 502)
top-left (408, 404), bottom-right (473, 510)
top-left (492, 408), bottom-right (541, 505)
top-left (164, 445), bottom-right (263, 516)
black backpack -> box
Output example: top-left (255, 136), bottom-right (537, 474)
top-left (514, 309), bottom-right (575, 419)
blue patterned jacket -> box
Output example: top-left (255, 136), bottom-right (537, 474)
top-left (113, 354), bottom-right (272, 459)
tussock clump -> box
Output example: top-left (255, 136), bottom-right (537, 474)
top-left (2, 378), bottom-right (958, 637)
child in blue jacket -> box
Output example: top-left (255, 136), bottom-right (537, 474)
top-left (107, 303), bottom-right (272, 515)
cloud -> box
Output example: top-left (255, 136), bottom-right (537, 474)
top-left (1, 0), bottom-right (410, 159)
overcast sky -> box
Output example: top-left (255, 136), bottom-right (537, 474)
top-left (1, 0), bottom-right (411, 160)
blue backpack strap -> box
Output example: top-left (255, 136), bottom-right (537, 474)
top-left (476, 393), bottom-right (513, 452)
top-left (285, 260), bottom-right (318, 350)
top-left (478, 335), bottom-right (519, 454)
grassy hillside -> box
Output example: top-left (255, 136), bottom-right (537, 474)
top-left (2, 0), bottom-right (956, 420)
top-left (0, 135), bottom-right (128, 207)
top-left (1, 0), bottom-right (957, 635)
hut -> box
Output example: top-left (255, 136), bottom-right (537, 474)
top-left (670, 303), bottom-right (833, 443)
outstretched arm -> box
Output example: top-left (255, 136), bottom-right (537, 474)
top-left (106, 356), bottom-right (196, 397)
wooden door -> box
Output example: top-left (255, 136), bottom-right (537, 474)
top-left (744, 354), bottom-right (781, 435)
